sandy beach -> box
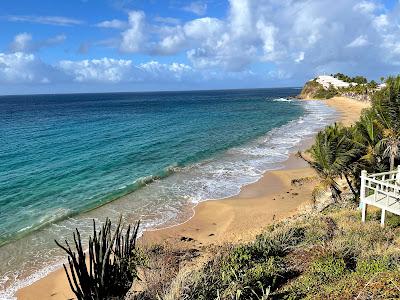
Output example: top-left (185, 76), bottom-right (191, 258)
top-left (15, 96), bottom-right (369, 300)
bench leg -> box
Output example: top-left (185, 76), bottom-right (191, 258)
top-left (361, 203), bottom-right (367, 223)
top-left (381, 209), bottom-right (386, 227)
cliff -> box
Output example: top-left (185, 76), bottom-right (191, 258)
top-left (298, 79), bottom-right (337, 99)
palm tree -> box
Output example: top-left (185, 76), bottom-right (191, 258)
top-left (373, 77), bottom-right (400, 170)
top-left (299, 123), bottom-right (360, 201)
top-left (353, 109), bottom-right (385, 172)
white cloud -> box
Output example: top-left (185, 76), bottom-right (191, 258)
top-left (4, 15), bottom-right (83, 26)
top-left (154, 16), bottom-right (181, 25)
top-left (347, 35), bottom-right (369, 48)
top-left (354, 1), bottom-right (380, 14)
top-left (0, 51), bottom-right (268, 93)
top-left (134, 0), bottom-right (400, 78)
top-left (0, 52), bottom-right (59, 83)
top-left (295, 52), bottom-right (305, 63)
top-left (96, 19), bottom-right (127, 29)
top-left (59, 58), bottom-right (134, 82)
top-left (9, 33), bottom-right (66, 53)
top-left (57, 57), bottom-right (195, 83)
top-left (10, 33), bottom-right (32, 52)
top-left (139, 61), bottom-right (193, 81)
top-left (373, 14), bottom-right (389, 30)
top-left (184, 17), bottom-right (224, 40)
top-left (183, 1), bottom-right (207, 16)
top-left (120, 11), bottom-right (146, 53)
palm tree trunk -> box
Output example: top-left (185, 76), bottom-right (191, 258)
top-left (390, 154), bottom-right (395, 171)
top-left (344, 174), bottom-right (358, 197)
top-left (330, 185), bottom-right (342, 201)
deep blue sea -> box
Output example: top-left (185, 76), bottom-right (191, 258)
top-left (0, 89), bottom-right (336, 298)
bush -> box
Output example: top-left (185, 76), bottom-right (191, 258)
top-left (139, 208), bottom-right (400, 299)
top-left (314, 86), bottom-right (338, 99)
top-left (180, 226), bottom-right (305, 299)
top-left (356, 256), bottom-right (394, 276)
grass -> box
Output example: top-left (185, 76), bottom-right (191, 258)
top-left (130, 205), bottom-right (400, 299)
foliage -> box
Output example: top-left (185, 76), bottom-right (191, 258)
top-left (332, 73), bottom-right (368, 84)
top-left (373, 76), bottom-right (400, 170)
top-left (313, 85), bottom-right (338, 99)
top-left (299, 80), bottom-right (338, 99)
top-left (56, 217), bottom-right (142, 300)
top-left (146, 208), bottom-right (400, 299)
top-left (177, 227), bottom-right (305, 300)
top-left (299, 123), bottom-right (360, 200)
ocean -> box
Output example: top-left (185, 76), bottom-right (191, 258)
top-left (0, 88), bottom-right (336, 298)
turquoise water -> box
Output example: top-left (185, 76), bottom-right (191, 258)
top-left (0, 89), bottom-right (336, 298)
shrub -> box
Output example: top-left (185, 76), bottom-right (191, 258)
top-left (314, 86), bottom-right (338, 99)
top-left (356, 256), bottom-right (394, 276)
top-left (180, 226), bottom-right (305, 299)
top-left (310, 255), bottom-right (347, 281)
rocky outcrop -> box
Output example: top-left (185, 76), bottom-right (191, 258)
top-left (298, 80), bottom-right (338, 99)
top-left (298, 80), bottom-right (324, 99)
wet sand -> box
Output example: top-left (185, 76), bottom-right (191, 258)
top-left (15, 96), bottom-right (368, 300)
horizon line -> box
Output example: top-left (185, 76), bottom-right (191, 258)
top-left (0, 86), bottom-right (303, 98)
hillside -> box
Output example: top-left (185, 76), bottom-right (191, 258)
top-left (298, 79), bottom-right (337, 99)
top-left (130, 204), bottom-right (400, 299)
top-left (299, 74), bottom-right (382, 101)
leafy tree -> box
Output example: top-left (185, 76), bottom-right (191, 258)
top-left (352, 76), bottom-right (368, 84)
top-left (369, 80), bottom-right (378, 89)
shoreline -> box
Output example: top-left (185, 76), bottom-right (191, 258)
top-left (14, 96), bottom-right (369, 300)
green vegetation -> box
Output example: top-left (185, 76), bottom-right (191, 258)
top-left (332, 73), bottom-right (381, 99)
top-left (182, 227), bottom-right (304, 299)
top-left (133, 208), bottom-right (400, 299)
top-left (313, 85), bottom-right (338, 99)
top-left (332, 73), bottom-right (368, 84)
top-left (298, 123), bottom-right (359, 200)
top-left (299, 80), bottom-right (337, 99)
top-left (56, 217), bottom-right (143, 300)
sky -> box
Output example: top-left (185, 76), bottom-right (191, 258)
top-left (0, 0), bottom-right (399, 95)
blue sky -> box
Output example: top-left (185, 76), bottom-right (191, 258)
top-left (0, 0), bottom-right (399, 94)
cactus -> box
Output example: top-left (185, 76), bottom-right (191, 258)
top-left (55, 216), bottom-right (141, 300)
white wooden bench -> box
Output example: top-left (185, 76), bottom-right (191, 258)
top-left (360, 167), bottom-right (400, 227)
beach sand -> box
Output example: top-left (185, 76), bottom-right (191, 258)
top-left (325, 96), bottom-right (370, 126)
top-left (15, 96), bottom-right (368, 300)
